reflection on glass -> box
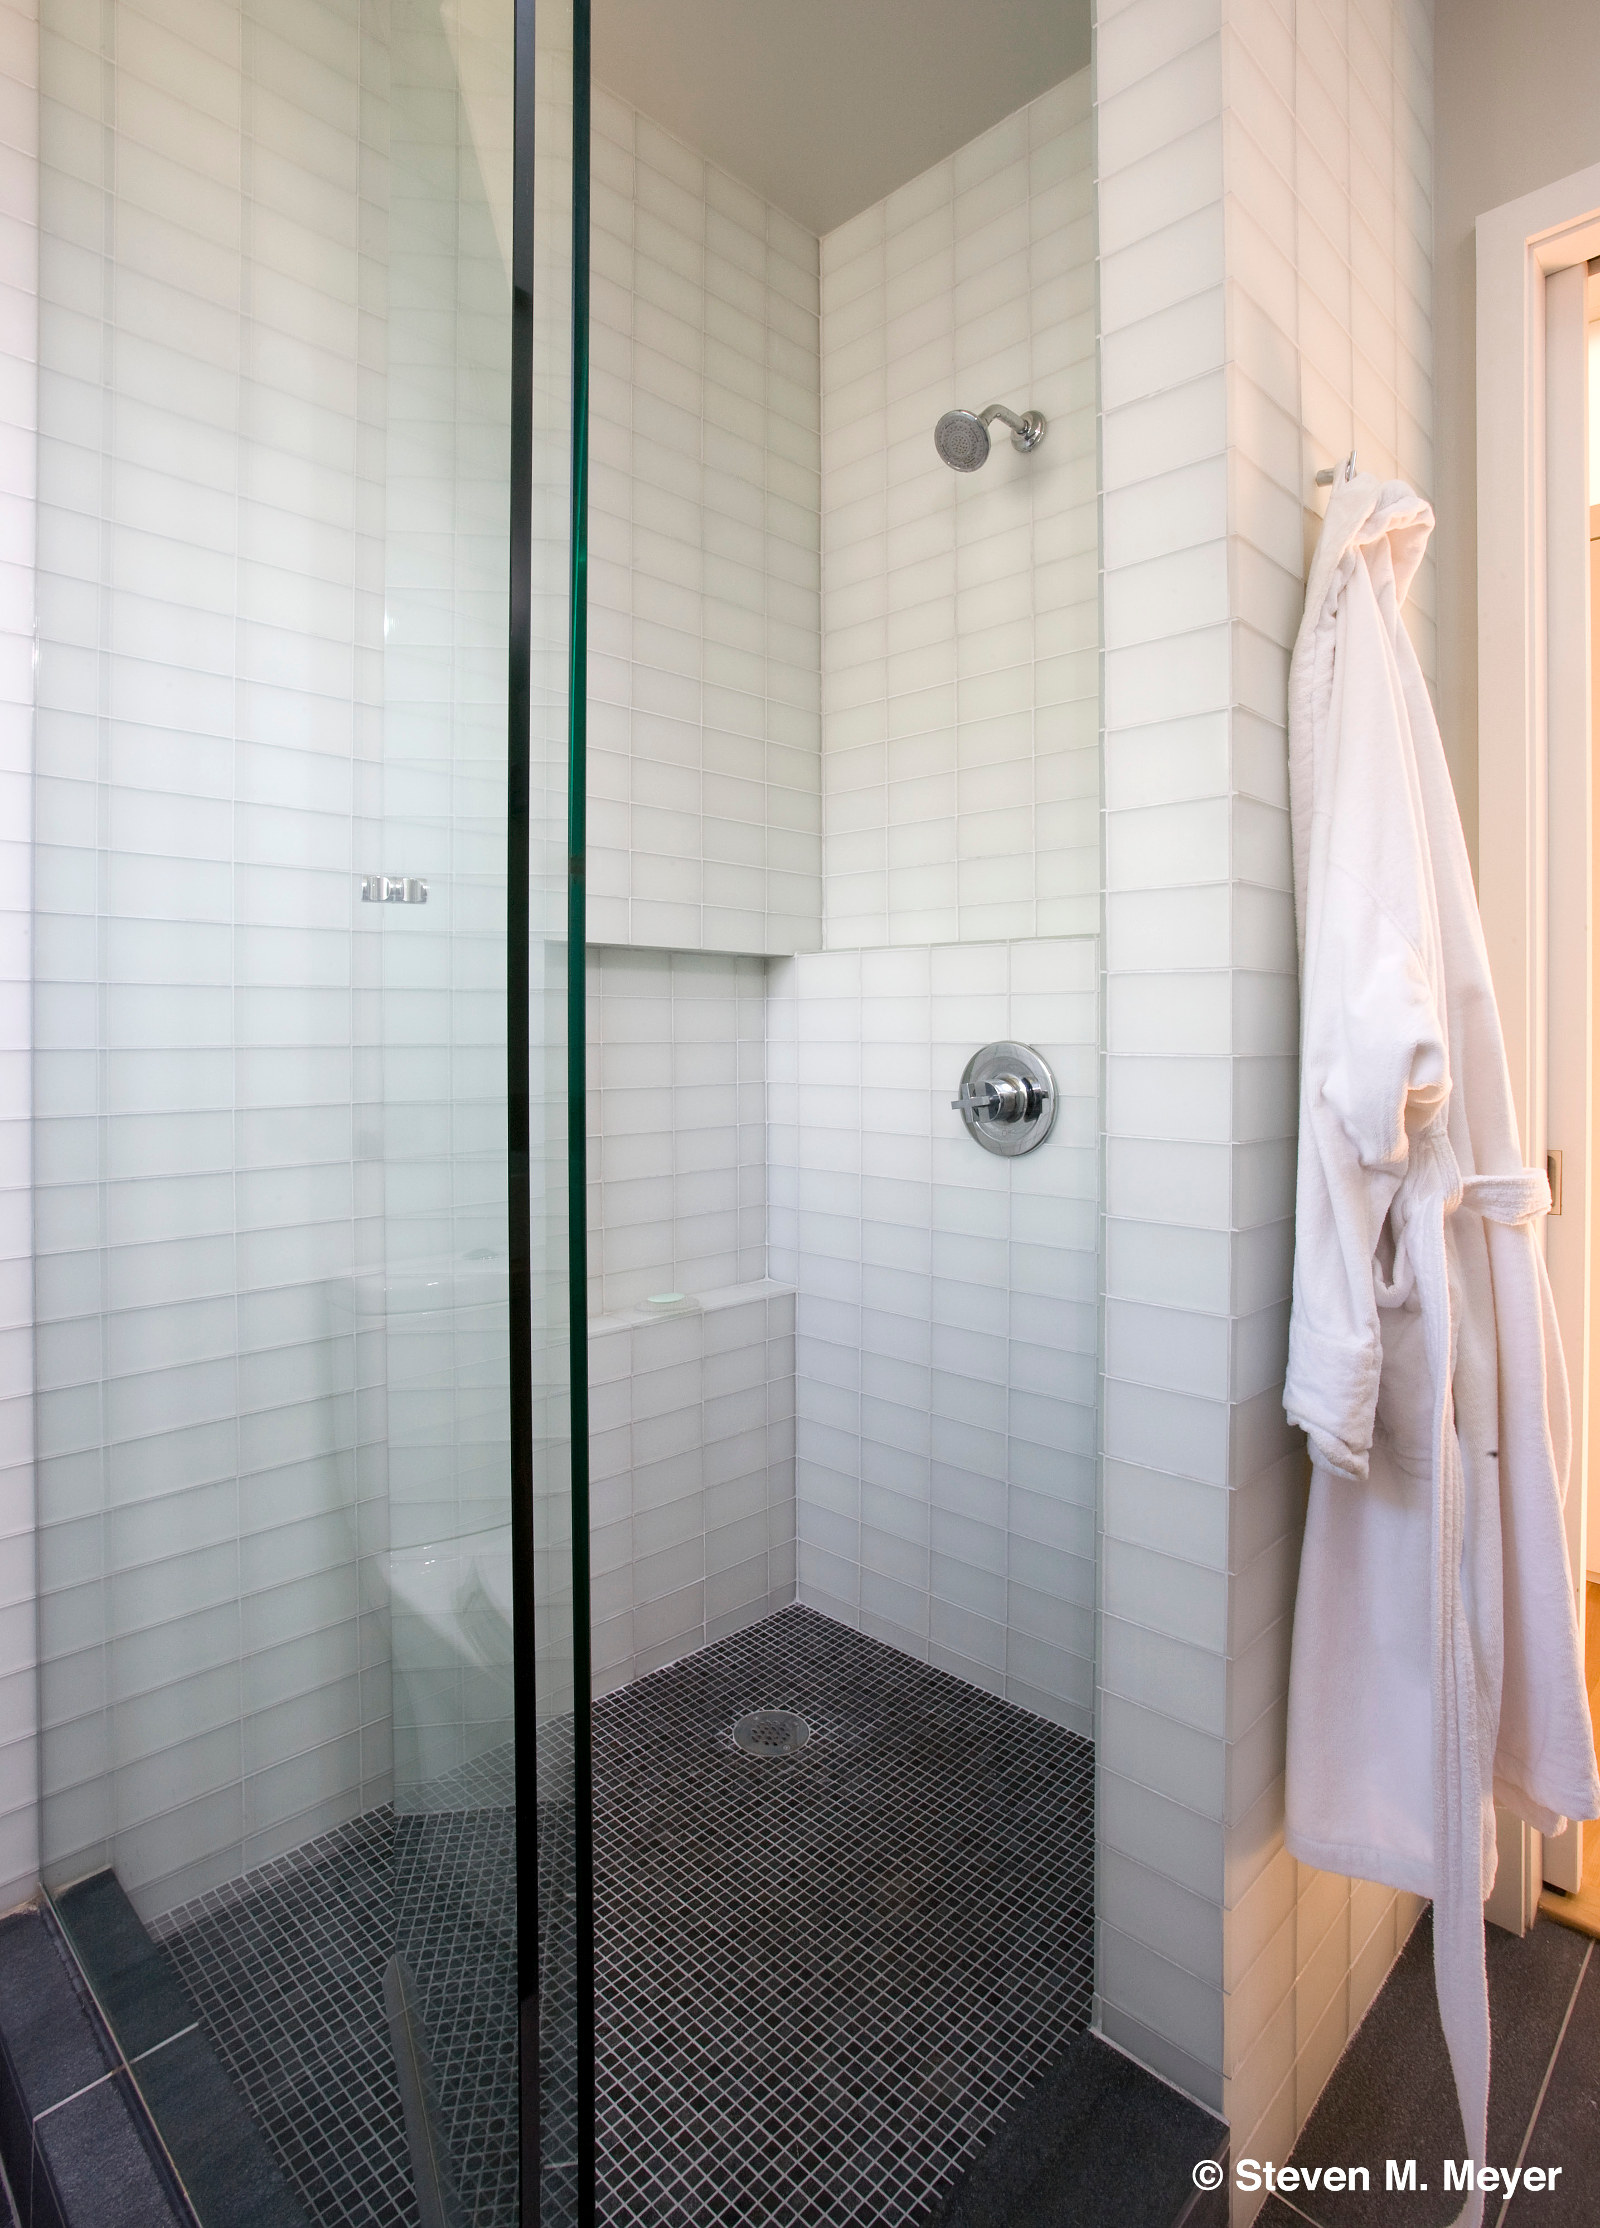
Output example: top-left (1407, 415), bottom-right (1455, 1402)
top-left (31, 0), bottom-right (578, 2218)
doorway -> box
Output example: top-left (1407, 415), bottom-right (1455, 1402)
top-left (1541, 270), bottom-right (1600, 1939)
top-left (1477, 178), bottom-right (1600, 1934)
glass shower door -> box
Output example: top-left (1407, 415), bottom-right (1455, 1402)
top-left (30, 0), bottom-right (583, 2219)
top-left (375, 1), bottom-right (524, 2220)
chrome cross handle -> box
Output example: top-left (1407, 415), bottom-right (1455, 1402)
top-left (951, 1073), bottom-right (1044, 1124)
top-left (952, 1042), bottom-right (1058, 1158)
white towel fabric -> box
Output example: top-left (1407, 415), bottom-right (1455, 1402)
top-left (1282, 474), bottom-right (1599, 2228)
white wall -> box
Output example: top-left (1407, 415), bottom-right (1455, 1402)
top-left (819, 71), bottom-right (1098, 950)
top-left (586, 86), bottom-right (823, 957)
top-left (590, 1282), bottom-right (795, 1693)
top-left (1216, 0), bottom-right (1433, 2190)
top-left (771, 935), bottom-right (1098, 1731)
top-left (0, 0), bottom-right (34, 1920)
top-left (375, 0), bottom-right (514, 1591)
top-left (1092, 0), bottom-right (1431, 2190)
top-left (31, 0), bottom-right (397, 1916)
top-left (1433, 0), bottom-right (1600, 872)
top-left (744, 71), bottom-right (1102, 1738)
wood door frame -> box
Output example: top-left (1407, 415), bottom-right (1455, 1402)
top-left (1477, 164), bottom-right (1600, 1917)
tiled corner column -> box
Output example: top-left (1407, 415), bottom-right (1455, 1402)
top-left (0, 0), bottom-right (33, 1918)
top-left (1093, 0), bottom-right (1434, 2198)
top-left (1215, 0), bottom-right (1434, 2201)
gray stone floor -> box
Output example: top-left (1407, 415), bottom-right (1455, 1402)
top-left (1255, 1911), bottom-right (1599, 2227)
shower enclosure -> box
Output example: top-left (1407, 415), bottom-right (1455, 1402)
top-left (29, 0), bottom-right (1105, 2220)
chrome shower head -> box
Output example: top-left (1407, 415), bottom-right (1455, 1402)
top-left (935, 409), bottom-right (992, 470)
top-left (934, 402), bottom-right (1047, 472)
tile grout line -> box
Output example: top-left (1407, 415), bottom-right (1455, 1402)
top-left (1268, 2194), bottom-right (1326, 2228)
top-left (1492, 1937), bottom-right (1592, 2228)
top-left (128, 2022), bottom-right (200, 2069)
top-left (32, 2067), bottom-right (116, 2123)
top-left (0, 2136), bottom-right (21, 2228)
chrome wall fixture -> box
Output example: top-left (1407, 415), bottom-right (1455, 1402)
top-left (361, 875), bottom-right (429, 903)
top-left (952, 1042), bottom-right (1057, 1156)
top-left (1314, 448), bottom-right (1357, 487)
top-left (933, 402), bottom-right (1047, 471)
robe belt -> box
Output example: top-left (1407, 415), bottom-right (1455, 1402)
top-left (1374, 1158), bottom-right (1549, 1313)
top-left (1454, 1168), bottom-right (1552, 1226)
top-left (1400, 1151), bottom-right (1552, 2228)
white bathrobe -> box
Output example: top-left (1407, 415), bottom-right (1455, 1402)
top-left (1283, 475), bottom-right (1599, 2225)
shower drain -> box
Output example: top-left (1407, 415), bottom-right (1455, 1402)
top-left (730, 1708), bottom-right (811, 1759)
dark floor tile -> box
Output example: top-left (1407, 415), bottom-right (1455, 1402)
top-left (1254, 2203), bottom-right (1318, 2227)
top-left (1175, 2181), bottom-right (1230, 2228)
top-left (31, 2070), bottom-right (188, 2228)
top-left (923, 2031), bottom-right (1226, 2228)
top-left (154, 1811), bottom-right (418, 2228)
top-left (0, 1913), bottom-right (111, 2119)
top-left (53, 1876), bottom-right (196, 2064)
top-left (1504, 1943), bottom-right (1600, 2222)
top-left (147, 1603), bottom-right (1096, 2228)
top-left (1482, 1918), bottom-right (1592, 2147)
top-left (133, 2027), bottom-right (308, 2228)
top-left (586, 1603), bottom-right (1096, 2228)
top-left (1282, 1911), bottom-right (1587, 2226)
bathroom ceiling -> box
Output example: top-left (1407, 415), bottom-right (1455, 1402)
top-left (591, 0), bottom-right (1092, 237)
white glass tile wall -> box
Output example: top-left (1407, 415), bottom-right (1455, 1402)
top-left (589, 1284), bottom-right (795, 1694)
top-left (0, 0), bottom-right (35, 1920)
top-left (30, 0), bottom-right (514, 1911)
top-left (586, 87), bottom-right (823, 956)
top-left (770, 938), bottom-right (1097, 1731)
top-left (819, 70), bottom-right (1097, 950)
top-left (33, 0), bottom-right (389, 1914)
top-left (377, 0), bottom-right (512, 1579)
top-left (1092, 0), bottom-right (1433, 2164)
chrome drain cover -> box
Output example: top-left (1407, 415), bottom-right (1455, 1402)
top-left (731, 1708), bottom-right (811, 1759)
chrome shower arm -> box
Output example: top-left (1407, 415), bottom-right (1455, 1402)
top-left (978, 403), bottom-right (1047, 454)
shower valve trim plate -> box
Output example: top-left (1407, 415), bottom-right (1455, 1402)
top-left (953, 1042), bottom-right (1057, 1156)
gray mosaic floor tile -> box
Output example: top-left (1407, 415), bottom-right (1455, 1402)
top-left (148, 1605), bottom-right (1094, 2228)
top-left (585, 1605), bottom-right (1094, 2227)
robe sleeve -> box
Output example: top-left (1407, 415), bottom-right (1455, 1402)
top-left (1283, 553), bottom-right (1449, 1481)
